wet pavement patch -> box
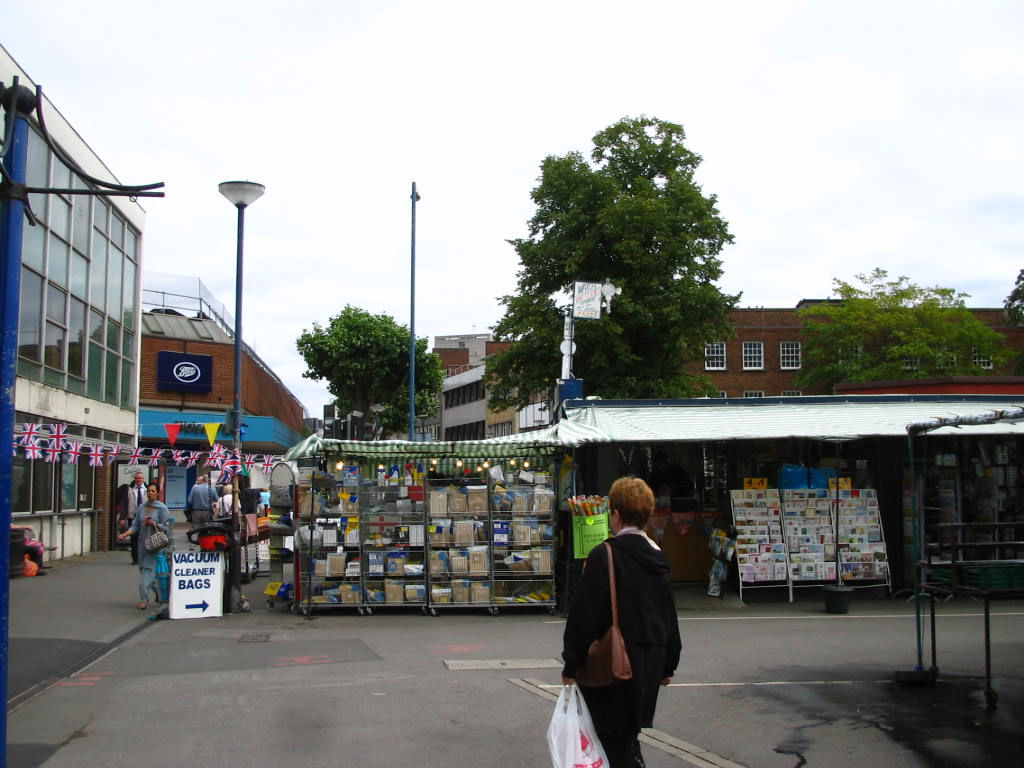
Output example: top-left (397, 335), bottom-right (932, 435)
top-left (7, 638), bottom-right (105, 701)
top-left (6, 742), bottom-right (60, 768)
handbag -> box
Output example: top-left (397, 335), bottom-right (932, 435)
top-left (144, 523), bottom-right (170, 553)
top-left (575, 541), bottom-right (633, 687)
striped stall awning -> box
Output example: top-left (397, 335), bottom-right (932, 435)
top-left (282, 427), bottom-right (562, 461)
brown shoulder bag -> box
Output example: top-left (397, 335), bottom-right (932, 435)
top-left (575, 541), bottom-right (633, 687)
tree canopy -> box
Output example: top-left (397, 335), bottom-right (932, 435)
top-left (296, 306), bottom-right (443, 435)
top-left (795, 269), bottom-right (1008, 389)
top-left (1004, 269), bottom-right (1024, 325)
top-left (486, 115), bottom-right (738, 411)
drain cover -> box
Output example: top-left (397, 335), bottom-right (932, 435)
top-left (238, 633), bottom-right (271, 643)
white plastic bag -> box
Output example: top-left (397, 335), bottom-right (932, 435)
top-left (546, 684), bottom-right (609, 768)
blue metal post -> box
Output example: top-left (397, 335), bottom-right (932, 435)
top-left (1, 83), bottom-right (36, 765)
top-left (409, 182), bottom-right (418, 441)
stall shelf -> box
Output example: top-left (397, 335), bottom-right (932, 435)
top-left (490, 484), bottom-right (556, 613)
top-left (731, 489), bottom-right (792, 602)
top-left (359, 486), bottom-right (427, 614)
top-left (426, 482), bottom-right (493, 614)
top-left (264, 463), bottom-right (296, 611)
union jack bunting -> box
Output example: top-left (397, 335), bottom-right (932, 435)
top-left (242, 454), bottom-right (257, 473)
top-left (260, 454), bottom-right (275, 475)
top-left (148, 448), bottom-right (164, 466)
top-left (48, 423), bottom-right (69, 449)
top-left (13, 438), bottom-right (19, 458)
top-left (217, 464), bottom-right (238, 485)
top-left (186, 451), bottom-right (199, 468)
top-left (171, 450), bottom-right (184, 465)
top-left (104, 444), bottom-right (121, 465)
top-left (24, 439), bottom-right (44, 461)
top-left (86, 444), bottom-right (105, 468)
top-left (18, 423), bottom-right (42, 446)
top-left (43, 438), bottom-right (62, 463)
top-left (209, 443), bottom-right (227, 460)
top-left (64, 440), bottom-right (84, 464)
top-left (127, 446), bottom-right (147, 465)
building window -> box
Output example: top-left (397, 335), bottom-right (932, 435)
top-left (704, 341), bottom-right (726, 370)
top-left (780, 341), bottom-right (801, 369)
top-left (743, 390), bottom-right (764, 398)
top-left (903, 357), bottom-right (919, 371)
top-left (715, 391), bottom-right (728, 399)
top-left (781, 390), bottom-right (802, 397)
top-left (487, 420), bottom-right (513, 437)
top-left (17, 123), bottom-right (140, 402)
top-left (742, 341), bottom-right (763, 370)
top-left (973, 347), bottom-right (993, 370)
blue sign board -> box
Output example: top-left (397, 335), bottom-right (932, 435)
top-left (157, 351), bottom-right (213, 393)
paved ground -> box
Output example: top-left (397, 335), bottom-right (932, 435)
top-left (6, 532), bottom-right (1023, 768)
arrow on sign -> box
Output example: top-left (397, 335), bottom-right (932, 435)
top-left (186, 600), bottom-right (210, 612)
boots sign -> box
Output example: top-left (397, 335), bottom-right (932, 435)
top-left (157, 351), bottom-right (213, 394)
top-left (169, 551), bottom-right (224, 619)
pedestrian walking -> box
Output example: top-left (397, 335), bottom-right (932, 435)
top-left (561, 477), bottom-right (682, 768)
top-left (124, 471), bottom-right (148, 564)
top-left (117, 484), bottom-right (171, 610)
top-left (185, 473), bottom-right (219, 526)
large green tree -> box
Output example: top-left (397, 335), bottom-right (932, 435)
top-left (296, 306), bottom-right (443, 435)
top-left (796, 269), bottom-right (1008, 389)
top-left (486, 116), bottom-right (738, 411)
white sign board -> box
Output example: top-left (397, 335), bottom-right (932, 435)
top-left (572, 281), bottom-right (603, 319)
top-left (169, 551), bottom-right (224, 619)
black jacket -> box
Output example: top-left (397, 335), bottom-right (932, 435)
top-left (562, 533), bottom-right (681, 679)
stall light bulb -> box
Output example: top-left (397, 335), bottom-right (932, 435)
top-left (335, 461), bottom-right (344, 470)
top-left (482, 461), bottom-right (490, 469)
top-left (510, 458), bottom-right (517, 466)
top-left (523, 460), bottom-right (531, 469)
top-left (378, 464), bottom-right (385, 470)
top-left (431, 458), bottom-right (438, 465)
top-left (476, 466), bottom-right (483, 472)
top-left (456, 459), bottom-right (463, 467)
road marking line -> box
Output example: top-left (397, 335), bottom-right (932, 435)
top-left (445, 658), bottom-right (562, 670)
top-left (543, 610), bottom-right (1024, 624)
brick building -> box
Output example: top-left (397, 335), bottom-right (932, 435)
top-left (687, 304), bottom-right (1024, 398)
top-left (137, 276), bottom-right (306, 509)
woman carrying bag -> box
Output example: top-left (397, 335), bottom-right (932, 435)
top-left (117, 484), bottom-right (171, 610)
top-left (561, 477), bottom-right (682, 768)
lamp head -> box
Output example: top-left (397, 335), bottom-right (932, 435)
top-left (219, 180), bottom-right (265, 207)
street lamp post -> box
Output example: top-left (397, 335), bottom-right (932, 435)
top-left (218, 180), bottom-right (264, 613)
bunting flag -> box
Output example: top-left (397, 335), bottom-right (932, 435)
top-left (86, 444), bottom-right (104, 468)
top-left (127, 446), bottom-right (146, 465)
top-left (171, 450), bottom-right (184, 465)
top-left (48, 423), bottom-right (68, 449)
top-left (64, 440), bottom-right (84, 464)
top-left (203, 423), bottom-right (221, 447)
top-left (260, 454), bottom-right (275, 475)
top-left (165, 423), bottom-right (182, 446)
top-left (18, 423), bottom-right (41, 446)
top-left (242, 454), bottom-right (257, 473)
top-left (104, 444), bottom-right (121, 465)
top-left (218, 463), bottom-right (238, 485)
top-left (24, 439), bottom-right (44, 461)
top-left (12, 438), bottom-right (19, 458)
top-left (43, 438), bottom-right (62, 463)
top-left (186, 451), bottom-right (199, 468)
top-left (148, 448), bottom-right (164, 466)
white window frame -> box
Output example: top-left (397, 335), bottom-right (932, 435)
top-left (781, 390), bottom-right (802, 397)
top-left (705, 341), bottom-right (726, 371)
top-left (715, 390), bottom-right (728, 399)
top-left (780, 341), bottom-right (801, 370)
top-left (743, 390), bottom-right (764, 398)
top-left (742, 341), bottom-right (764, 370)
top-left (972, 346), bottom-right (993, 370)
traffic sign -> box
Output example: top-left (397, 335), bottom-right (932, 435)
top-left (169, 551), bottom-right (224, 619)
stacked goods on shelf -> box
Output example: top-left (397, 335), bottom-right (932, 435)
top-left (731, 489), bottom-right (788, 583)
top-left (491, 485), bottom-right (555, 606)
top-left (427, 483), bottom-right (491, 606)
top-left (360, 487), bottom-right (426, 608)
top-left (781, 489), bottom-right (837, 582)
top-left (835, 489), bottom-right (889, 581)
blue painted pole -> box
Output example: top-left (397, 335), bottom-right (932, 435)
top-left (0, 82), bottom-right (36, 766)
top-left (409, 182), bottom-right (418, 441)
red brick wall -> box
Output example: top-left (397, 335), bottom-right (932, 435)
top-left (684, 307), bottom-right (1024, 398)
top-left (139, 337), bottom-right (304, 433)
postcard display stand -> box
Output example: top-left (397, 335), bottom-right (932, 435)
top-left (426, 481), bottom-right (556, 615)
top-left (731, 489), bottom-right (792, 602)
top-left (732, 487), bottom-right (892, 602)
top-left (360, 486), bottom-right (427, 614)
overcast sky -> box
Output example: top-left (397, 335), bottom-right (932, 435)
top-left (5, 1), bottom-right (1022, 415)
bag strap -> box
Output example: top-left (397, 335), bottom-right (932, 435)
top-left (604, 541), bottom-right (619, 628)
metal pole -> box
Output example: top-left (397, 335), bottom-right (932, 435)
top-left (0, 81), bottom-right (36, 767)
top-left (228, 201), bottom-right (246, 613)
top-left (409, 182), bottom-right (418, 441)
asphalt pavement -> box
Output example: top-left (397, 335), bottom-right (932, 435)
top-left (6, 531), bottom-right (1024, 768)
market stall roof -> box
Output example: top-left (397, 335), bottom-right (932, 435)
top-left (282, 395), bottom-right (1024, 460)
top-left (282, 427), bottom-right (564, 461)
top-left (556, 395), bottom-right (1024, 444)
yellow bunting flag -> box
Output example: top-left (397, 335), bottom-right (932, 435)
top-left (203, 423), bottom-right (221, 447)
